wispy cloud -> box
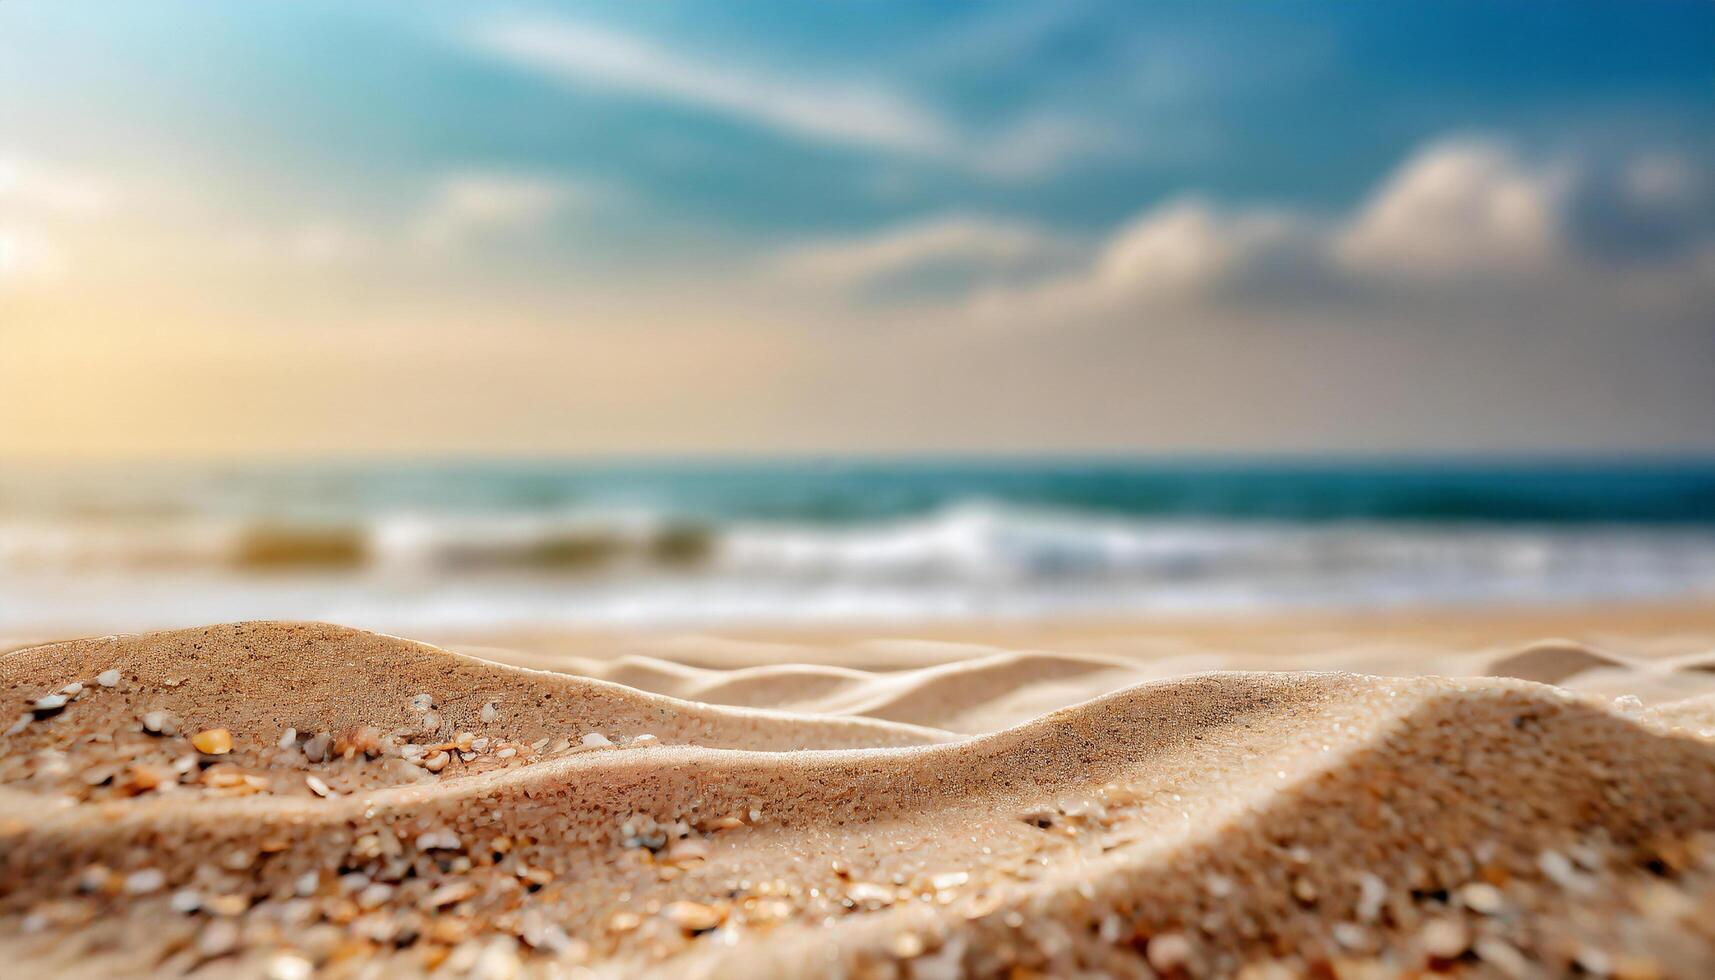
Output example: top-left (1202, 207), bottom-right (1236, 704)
top-left (468, 17), bottom-right (1101, 179)
top-left (412, 172), bottom-right (589, 250)
top-left (774, 215), bottom-right (1065, 287)
top-left (474, 20), bottom-right (953, 158)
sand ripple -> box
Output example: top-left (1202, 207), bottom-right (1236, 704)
top-left (4, 623), bottom-right (1715, 977)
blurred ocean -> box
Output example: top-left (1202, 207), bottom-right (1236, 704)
top-left (2, 460), bottom-right (1714, 633)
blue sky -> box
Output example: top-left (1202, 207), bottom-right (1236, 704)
top-left (2, 1), bottom-right (1712, 455)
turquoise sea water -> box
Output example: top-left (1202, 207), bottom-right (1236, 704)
top-left (2, 459), bottom-right (1713, 631)
top-left (7, 459), bottom-right (1715, 524)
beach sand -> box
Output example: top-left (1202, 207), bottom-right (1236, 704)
top-left (5, 610), bottom-right (1715, 977)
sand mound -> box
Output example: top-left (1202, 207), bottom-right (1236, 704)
top-left (0, 623), bottom-right (948, 803)
top-left (1663, 651), bottom-right (1715, 674)
top-left (5, 623), bottom-right (1715, 977)
top-left (1483, 638), bottom-right (1632, 684)
top-left (796, 651), bottom-right (1147, 734)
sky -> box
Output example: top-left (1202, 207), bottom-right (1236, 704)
top-left (1, 0), bottom-right (1712, 458)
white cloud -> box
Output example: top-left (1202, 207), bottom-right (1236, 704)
top-left (964, 199), bottom-right (1316, 320)
top-left (469, 18), bottom-right (1102, 179)
top-left (1334, 139), bottom-right (1567, 279)
top-left (412, 173), bottom-right (586, 249)
top-left (1094, 199), bottom-right (1307, 295)
top-left (774, 215), bottom-right (1063, 286)
top-left (954, 137), bottom-right (1713, 324)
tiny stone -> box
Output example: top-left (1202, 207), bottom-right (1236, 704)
top-left (847, 882), bottom-right (894, 905)
top-left (409, 693), bottom-right (434, 712)
top-left (930, 871), bottom-right (969, 890)
top-left (142, 711), bottom-right (178, 736)
top-left (197, 919), bottom-right (241, 958)
top-left (124, 868), bottom-right (166, 895)
top-left (633, 733), bottom-right (658, 745)
top-left (266, 955), bottom-right (314, 980)
top-left (890, 931), bottom-right (926, 959)
top-left (169, 888), bottom-right (202, 914)
top-left (1538, 849), bottom-right (1588, 891)
top-left (582, 732), bottom-right (613, 748)
top-left (278, 727), bottom-right (297, 749)
top-left (31, 693), bottom-right (68, 715)
top-left (1291, 876), bottom-right (1317, 904)
top-left (497, 747), bottom-right (517, 759)
top-left (1459, 882), bottom-right (1505, 915)
top-left (418, 829), bottom-right (462, 851)
top-left (421, 881), bottom-right (477, 910)
top-left (1613, 695), bottom-right (1645, 715)
top-left (205, 894), bottom-right (249, 917)
top-left (78, 865), bottom-right (113, 892)
top-left (305, 775), bottom-right (333, 797)
top-left (423, 750), bottom-right (450, 772)
top-left (303, 732), bottom-right (331, 763)
top-left (1356, 872), bottom-right (1388, 923)
top-left (667, 838), bottom-right (710, 864)
top-left (1146, 932), bottom-right (1193, 972)
top-left (97, 669), bottom-right (120, 688)
top-left (1574, 947), bottom-right (1613, 976)
top-left (480, 702), bottom-right (498, 723)
top-left (1474, 938), bottom-right (1530, 978)
top-left (191, 729), bottom-right (233, 755)
top-left (1421, 917), bottom-right (1469, 958)
top-left (662, 900), bottom-right (724, 933)
top-left (4, 713), bottom-right (29, 736)
top-left (294, 872), bottom-right (319, 897)
top-left (59, 682), bottom-right (84, 697)
top-left (356, 883), bottom-right (395, 909)
top-left (1332, 922), bottom-right (1369, 950)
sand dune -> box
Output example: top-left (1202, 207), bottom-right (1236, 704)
top-left (4, 622), bottom-right (1715, 977)
top-left (451, 626), bottom-right (1715, 731)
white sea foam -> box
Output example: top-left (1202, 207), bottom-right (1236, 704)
top-left (3, 501), bottom-right (1714, 633)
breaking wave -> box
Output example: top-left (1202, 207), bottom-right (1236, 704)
top-left (4, 500), bottom-right (1715, 631)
